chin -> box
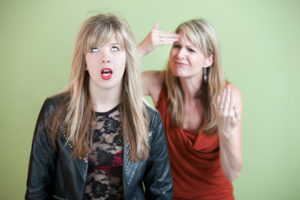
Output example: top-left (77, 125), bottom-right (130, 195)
top-left (171, 66), bottom-right (188, 77)
top-left (171, 70), bottom-right (187, 78)
top-left (170, 68), bottom-right (180, 77)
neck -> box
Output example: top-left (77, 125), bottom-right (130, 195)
top-left (179, 76), bottom-right (203, 101)
top-left (89, 82), bottom-right (122, 113)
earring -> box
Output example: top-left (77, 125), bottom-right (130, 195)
top-left (203, 67), bottom-right (208, 82)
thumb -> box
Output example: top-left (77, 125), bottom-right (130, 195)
top-left (153, 22), bottom-right (159, 30)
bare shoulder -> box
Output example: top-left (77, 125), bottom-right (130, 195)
top-left (229, 84), bottom-right (242, 96)
top-left (142, 70), bottom-right (164, 104)
top-left (142, 70), bottom-right (164, 80)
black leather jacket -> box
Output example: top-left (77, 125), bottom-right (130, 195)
top-left (25, 95), bottom-right (173, 200)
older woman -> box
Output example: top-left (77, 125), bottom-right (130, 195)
top-left (139, 19), bottom-right (243, 199)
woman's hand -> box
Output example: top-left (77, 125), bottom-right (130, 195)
top-left (217, 85), bottom-right (243, 181)
top-left (138, 22), bottom-right (179, 56)
top-left (217, 85), bottom-right (241, 138)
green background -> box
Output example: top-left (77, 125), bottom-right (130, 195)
top-left (1, 0), bottom-right (299, 199)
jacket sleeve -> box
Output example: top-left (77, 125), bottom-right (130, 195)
top-left (25, 98), bottom-right (57, 200)
top-left (143, 111), bottom-right (173, 199)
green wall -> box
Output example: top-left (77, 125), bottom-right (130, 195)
top-left (1, 0), bottom-right (299, 199)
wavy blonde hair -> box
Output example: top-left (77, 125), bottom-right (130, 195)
top-left (50, 14), bottom-right (149, 161)
top-left (165, 19), bottom-right (226, 135)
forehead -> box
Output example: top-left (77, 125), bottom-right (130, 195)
top-left (100, 35), bottom-right (123, 45)
top-left (177, 31), bottom-right (195, 47)
top-left (87, 30), bottom-right (125, 49)
top-left (100, 35), bottom-right (119, 45)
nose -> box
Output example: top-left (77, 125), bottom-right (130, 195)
top-left (101, 50), bottom-right (110, 64)
top-left (102, 58), bottom-right (110, 63)
top-left (102, 56), bottom-right (110, 64)
top-left (175, 48), bottom-right (185, 59)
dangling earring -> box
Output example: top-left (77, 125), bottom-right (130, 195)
top-left (203, 67), bottom-right (208, 82)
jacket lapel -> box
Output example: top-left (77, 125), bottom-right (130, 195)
top-left (123, 141), bottom-right (141, 199)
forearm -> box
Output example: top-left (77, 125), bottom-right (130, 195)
top-left (219, 130), bottom-right (243, 182)
top-left (138, 40), bottom-right (153, 57)
top-left (217, 84), bottom-right (243, 181)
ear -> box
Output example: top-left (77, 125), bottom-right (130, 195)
top-left (204, 54), bottom-right (214, 68)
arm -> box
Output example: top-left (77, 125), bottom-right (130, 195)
top-left (139, 23), bottom-right (178, 104)
top-left (142, 71), bottom-right (164, 105)
top-left (143, 111), bottom-right (173, 199)
top-left (25, 99), bottom-right (57, 199)
top-left (217, 84), bottom-right (243, 182)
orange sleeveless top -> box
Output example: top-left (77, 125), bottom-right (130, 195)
top-left (156, 83), bottom-right (234, 200)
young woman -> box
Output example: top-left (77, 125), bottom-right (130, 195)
top-left (25, 14), bottom-right (173, 200)
top-left (139, 19), bottom-right (243, 199)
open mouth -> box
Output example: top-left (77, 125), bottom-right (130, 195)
top-left (100, 68), bottom-right (113, 80)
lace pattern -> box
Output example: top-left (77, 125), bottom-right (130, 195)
top-left (84, 105), bottom-right (124, 200)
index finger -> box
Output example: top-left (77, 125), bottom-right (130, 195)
top-left (157, 30), bottom-right (179, 38)
top-left (153, 22), bottom-right (159, 30)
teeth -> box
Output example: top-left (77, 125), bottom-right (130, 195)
top-left (102, 69), bottom-right (112, 74)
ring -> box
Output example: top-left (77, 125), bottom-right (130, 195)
top-left (220, 106), bottom-right (224, 110)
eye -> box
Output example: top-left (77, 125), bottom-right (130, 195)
top-left (187, 48), bottom-right (196, 53)
top-left (112, 45), bottom-right (120, 51)
top-left (91, 47), bottom-right (99, 53)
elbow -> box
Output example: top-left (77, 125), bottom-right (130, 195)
top-left (225, 171), bottom-right (240, 182)
top-left (224, 162), bottom-right (243, 182)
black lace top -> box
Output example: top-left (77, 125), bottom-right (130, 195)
top-left (84, 105), bottom-right (124, 200)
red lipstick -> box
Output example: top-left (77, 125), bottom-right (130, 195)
top-left (100, 68), bottom-right (113, 80)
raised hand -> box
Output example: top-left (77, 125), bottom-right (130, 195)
top-left (138, 22), bottom-right (179, 56)
top-left (217, 86), bottom-right (241, 137)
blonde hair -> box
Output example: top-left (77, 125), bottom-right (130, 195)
top-left (165, 19), bottom-right (226, 134)
top-left (50, 14), bottom-right (149, 161)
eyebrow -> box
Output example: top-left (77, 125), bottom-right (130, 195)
top-left (186, 45), bottom-right (196, 49)
top-left (110, 42), bottom-right (120, 45)
top-left (173, 41), bottom-right (195, 48)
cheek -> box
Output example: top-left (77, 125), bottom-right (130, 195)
top-left (116, 54), bottom-right (127, 75)
top-left (169, 49), bottom-right (176, 59)
top-left (119, 62), bottom-right (126, 75)
top-left (118, 53), bottom-right (126, 65)
top-left (168, 63), bottom-right (178, 76)
top-left (196, 59), bottom-right (205, 68)
top-left (85, 55), bottom-right (98, 68)
top-left (85, 58), bottom-right (99, 76)
top-left (86, 67), bottom-right (98, 78)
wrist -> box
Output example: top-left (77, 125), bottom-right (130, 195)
top-left (138, 40), bottom-right (154, 57)
top-left (219, 130), bottom-right (231, 139)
